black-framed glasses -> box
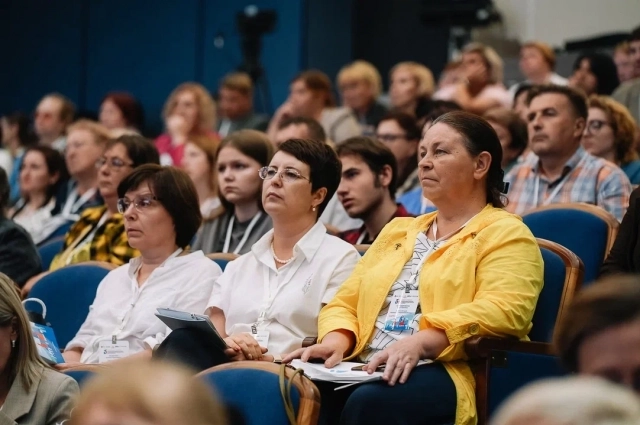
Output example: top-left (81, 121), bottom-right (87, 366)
top-left (586, 119), bottom-right (610, 134)
top-left (96, 157), bottom-right (134, 170)
top-left (259, 166), bottom-right (311, 183)
top-left (376, 133), bottom-right (407, 143)
top-left (117, 194), bottom-right (158, 214)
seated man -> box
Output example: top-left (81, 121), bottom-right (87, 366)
top-left (506, 85), bottom-right (631, 221)
top-left (216, 72), bottom-right (269, 137)
top-left (612, 25), bottom-right (640, 124)
top-left (336, 137), bottom-right (412, 244)
top-left (275, 116), bottom-right (362, 233)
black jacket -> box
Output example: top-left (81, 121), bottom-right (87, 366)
top-left (600, 187), bottom-right (640, 276)
top-left (0, 217), bottom-right (42, 287)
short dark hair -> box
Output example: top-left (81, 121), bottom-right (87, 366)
top-left (22, 146), bottom-right (69, 204)
top-left (526, 85), bottom-right (588, 120)
top-left (337, 137), bottom-right (398, 198)
top-left (513, 83), bottom-right (534, 106)
top-left (216, 130), bottom-right (274, 212)
top-left (107, 135), bottom-right (160, 167)
top-left (0, 167), bottom-right (9, 216)
top-left (554, 275), bottom-right (640, 373)
top-left (117, 165), bottom-right (202, 248)
top-left (483, 108), bottom-right (529, 154)
top-left (278, 117), bottom-right (327, 143)
top-left (292, 70), bottom-right (336, 107)
top-left (377, 111), bottom-right (422, 141)
top-left (629, 25), bottom-right (640, 42)
top-left (102, 92), bottom-right (145, 130)
top-left (1, 112), bottom-right (37, 148)
top-left (432, 111), bottom-right (506, 208)
top-left (277, 139), bottom-right (341, 218)
top-left (572, 53), bottom-right (620, 96)
top-left (423, 100), bottom-right (463, 125)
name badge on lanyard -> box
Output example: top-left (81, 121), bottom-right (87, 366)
top-left (223, 212), bottom-right (262, 254)
top-left (251, 324), bottom-right (270, 347)
top-left (384, 288), bottom-right (420, 332)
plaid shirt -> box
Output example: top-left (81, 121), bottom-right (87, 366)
top-left (50, 206), bottom-right (139, 270)
top-left (339, 204), bottom-right (413, 244)
top-left (505, 147), bottom-right (631, 221)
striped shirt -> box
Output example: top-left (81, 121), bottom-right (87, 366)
top-left (505, 147), bottom-right (631, 221)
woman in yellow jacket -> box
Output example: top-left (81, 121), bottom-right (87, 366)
top-left (285, 111), bottom-right (544, 425)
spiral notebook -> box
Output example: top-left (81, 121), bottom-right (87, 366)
top-left (155, 308), bottom-right (229, 351)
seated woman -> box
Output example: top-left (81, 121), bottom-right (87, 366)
top-left (483, 107), bottom-right (529, 174)
top-left (59, 165), bottom-right (222, 367)
top-left (98, 91), bottom-right (145, 136)
top-left (154, 139), bottom-right (360, 369)
top-left (554, 275), bottom-right (640, 395)
top-left (600, 186), bottom-right (640, 275)
top-left (582, 95), bottom-right (640, 184)
top-left (155, 83), bottom-right (218, 166)
top-left (47, 135), bottom-right (161, 271)
top-left (285, 111), bottom-right (544, 425)
top-left (0, 168), bottom-right (41, 288)
top-left (389, 61), bottom-right (435, 125)
top-left (192, 130), bottom-right (274, 255)
top-left (569, 53), bottom-right (620, 97)
top-left (180, 135), bottom-right (221, 218)
top-left (0, 272), bottom-right (77, 424)
top-left (10, 146), bottom-right (68, 245)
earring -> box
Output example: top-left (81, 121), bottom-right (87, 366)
top-left (11, 340), bottom-right (15, 348)
top-left (312, 206), bottom-right (316, 212)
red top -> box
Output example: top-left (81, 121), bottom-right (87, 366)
top-left (154, 130), bottom-right (218, 167)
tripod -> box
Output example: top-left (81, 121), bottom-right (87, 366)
top-left (239, 34), bottom-right (273, 115)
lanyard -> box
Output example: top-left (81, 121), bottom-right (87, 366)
top-left (223, 212), bottom-right (262, 254)
top-left (113, 248), bottom-right (183, 340)
top-left (533, 155), bottom-right (586, 207)
top-left (356, 231), bottom-right (367, 244)
top-left (62, 187), bottom-right (97, 218)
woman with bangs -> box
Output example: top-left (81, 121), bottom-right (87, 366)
top-left (192, 130), bottom-right (274, 255)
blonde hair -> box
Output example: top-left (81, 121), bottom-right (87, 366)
top-left (588, 95), bottom-right (639, 164)
top-left (522, 41), bottom-right (557, 69)
top-left (220, 72), bottom-right (253, 97)
top-left (491, 376), bottom-right (640, 425)
top-left (0, 273), bottom-right (49, 391)
top-left (162, 82), bottom-right (217, 134)
top-left (390, 62), bottom-right (435, 97)
top-left (66, 119), bottom-right (112, 147)
top-left (337, 60), bottom-right (383, 97)
top-left (462, 42), bottom-right (504, 85)
top-left (69, 361), bottom-right (228, 425)
top-left (187, 134), bottom-right (221, 196)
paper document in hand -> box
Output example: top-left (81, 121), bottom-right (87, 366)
top-left (290, 360), bottom-right (382, 383)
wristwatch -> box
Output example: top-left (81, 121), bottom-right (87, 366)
top-left (272, 354), bottom-right (283, 364)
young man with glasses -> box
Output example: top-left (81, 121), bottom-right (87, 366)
top-left (506, 85), bottom-right (631, 221)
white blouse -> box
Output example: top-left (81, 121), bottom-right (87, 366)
top-left (66, 250), bottom-right (221, 364)
top-left (208, 221), bottom-right (360, 355)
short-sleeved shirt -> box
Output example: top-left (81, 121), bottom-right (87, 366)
top-left (207, 221), bottom-right (360, 355)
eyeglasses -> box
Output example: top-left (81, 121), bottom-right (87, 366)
top-left (96, 157), bottom-right (134, 170)
top-left (117, 194), bottom-right (158, 214)
top-left (586, 119), bottom-right (610, 134)
top-left (258, 166), bottom-right (311, 183)
top-left (376, 133), bottom-right (407, 143)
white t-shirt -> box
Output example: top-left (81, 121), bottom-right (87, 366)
top-left (208, 220), bottom-right (360, 355)
top-left (67, 250), bottom-right (221, 363)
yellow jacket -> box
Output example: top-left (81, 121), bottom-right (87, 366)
top-left (318, 205), bottom-right (544, 425)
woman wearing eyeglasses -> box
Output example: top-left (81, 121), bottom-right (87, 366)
top-left (191, 130), bottom-right (274, 255)
top-left (581, 95), bottom-right (640, 184)
top-left (154, 138), bottom-right (360, 370)
top-left (59, 165), bottom-right (222, 368)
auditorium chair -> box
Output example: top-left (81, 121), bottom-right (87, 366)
top-left (206, 252), bottom-right (239, 271)
top-left (37, 236), bottom-right (65, 270)
top-left (465, 238), bottom-right (584, 425)
top-left (198, 362), bottom-right (320, 425)
top-left (522, 202), bottom-right (618, 285)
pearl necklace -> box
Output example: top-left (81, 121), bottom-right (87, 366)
top-left (271, 242), bottom-right (295, 264)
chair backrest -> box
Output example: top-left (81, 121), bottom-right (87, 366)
top-left (529, 239), bottom-right (584, 343)
top-left (26, 262), bottom-right (115, 347)
top-left (198, 362), bottom-right (320, 425)
top-left (206, 252), bottom-right (239, 271)
top-left (522, 203), bottom-right (618, 285)
top-left (37, 236), bottom-right (65, 270)
top-left (64, 370), bottom-right (95, 387)
top-left (354, 244), bottom-right (371, 256)
top-left (39, 220), bottom-right (72, 246)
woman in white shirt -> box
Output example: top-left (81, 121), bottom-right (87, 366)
top-left (155, 138), bottom-right (360, 369)
top-left (58, 165), bottom-right (222, 368)
top-left (180, 134), bottom-right (221, 218)
top-left (10, 146), bottom-right (68, 244)
top-left (191, 130), bottom-right (274, 255)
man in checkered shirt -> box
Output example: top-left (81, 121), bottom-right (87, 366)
top-left (505, 85), bottom-right (631, 221)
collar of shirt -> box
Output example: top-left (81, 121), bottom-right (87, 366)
top-left (127, 249), bottom-right (202, 281)
top-left (252, 220), bottom-right (327, 266)
top-left (531, 146), bottom-right (587, 184)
